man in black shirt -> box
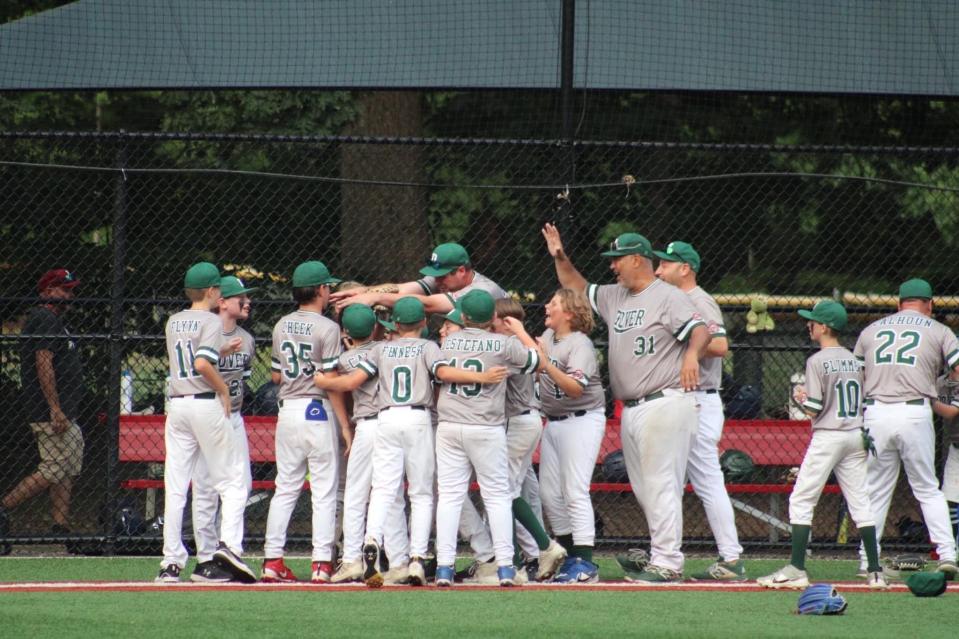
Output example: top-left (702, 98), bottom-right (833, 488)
top-left (1, 269), bottom-right (85, 545)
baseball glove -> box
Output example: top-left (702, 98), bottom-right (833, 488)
top-left (889, 554), bottom-right (925, 572)
top-left (796, 584), bottom-right (847, 615)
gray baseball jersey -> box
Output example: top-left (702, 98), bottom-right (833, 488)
top-left (416, 271), bottom-right (507, 304)
top-left (801, 347), bottom-right (864, 431)
top-left (506, 372), bottom-right (539, 418)
top-left (270, 310), bottom-right (341, 401)
top-left (853, 310), bottom-right (959, 402)
top-left (539, 328), bottom-right (605, 416)
top-left (687, 286), bottom-right (726, 391)
top-left (220, 325), bottom-right (255, 413)
top-left (936, 374), bottom-right (959, 445)
top-left (166, 309), bottom-right (223, 397)
top-left (438, 328), bottom-right (539, 426)
top-left (337, 340), bottom-right (380, 421)
top-left (358, 337), bottom-right (447, 409)
top-left (587, 279), bottom-right (706, 400)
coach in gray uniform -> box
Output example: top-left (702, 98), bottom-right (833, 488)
top-left (854, 278), bottom-right (959, 576)
top-left (654, 242), bottom-right (745, 580)
top-left (543, 224), bottom-right (709, 583)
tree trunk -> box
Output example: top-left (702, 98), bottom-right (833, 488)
top-left (339, 92), bottom-right (429, 284)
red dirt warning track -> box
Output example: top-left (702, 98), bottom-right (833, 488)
top-left (1, 581), bottom-right (956, 594)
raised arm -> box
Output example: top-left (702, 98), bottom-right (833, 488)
top-left (313, 368), bottom-right (370, 393)
top-left (542, 223), bottom-right (588, 292)
top-left (333, 291), bottom-right (453, 315)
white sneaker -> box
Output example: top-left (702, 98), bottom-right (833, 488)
top-left (331, 560), bottom-right (364, 583)
top-left (756, 564), bottom-right (809, 590)
top-left (383, 562), bottom-right (411, 585)
top-left (407, 557), bottom-right (426, 586)
top-left (937, 559), bottom-right (958, 578)
top-left (867, 571), bottom-right (889, 590)
top-left (537, 540), bottom-right (568, 582)
top-left (465, 560), bottom-right (502, 585)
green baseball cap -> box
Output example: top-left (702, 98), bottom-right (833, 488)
top-left (292, 261), bottom-right (341, 287)
top-left (419, 243), bottom-right (470, 277)
top-left (377, 318), bottom-right (397, 333)
top-left (600, 232), bottom-right (655, 259)
top-left (459, 289), bottom-right (495, 323)
top-left (393, 296), bottom-right (426, 324)
top-left (184, 262), bottom-right (221, 289)
top-left (653, 241), bottom-right (701, 273)
top-left (341, 304), bottom-right (376, 339)
top-left (899, 278), bottom-right (933, 300)
top-left (444, 305), bottom-right (465, 327)
top-left (798, 300), bottom-right (848, 332)
top-left (905, 572), bottom-right (947, 597)
top-left (220, 276), bottom-right (258, 298)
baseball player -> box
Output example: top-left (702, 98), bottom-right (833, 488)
top-left (330, 242), bottom-right (506, 316)
top-left (757, 300), bottom-right (887, 590)
top-left (543, 224), bottom-right (709, 583)
top-left (331, 303), bottom-right (412, 584)
top-left (434, 289), bottom-right (542, 587)
top-left (157, 262), bottom-right (255, 584)
top-left (521, 289), bottom-right (605, 582)
top-left (654, 242), bottom-right (745, 580)
top-left (314, 296), bottom-right (506, 587)
top-left (854, 279), bottom-right (959, 577)
top-left (492, 297), bottom-right (566, 581)
top-left (262, 261), bottom-right (352, 584)
top-left (190, 276), bottom-right (258, 582)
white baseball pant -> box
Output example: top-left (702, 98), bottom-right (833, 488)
top-left (191, 411), bottom-right (252, 562)
top-left (687, 391), bottom-right (742, 562)
top-left (858, 401), bottom-right (957, 566)
top-left (341, 417), bottom-right (410, 564)
top-left (436, 421), bottom-right (513, 567)
top-left (264, 398), bottom-right (340, 562)
top-left (459, 494), bottom-right (495, 562)
top-left (621, 392), bottom-right (697, 572)
top-left (943, 444), bottom-right (959, 503)
top-left (365, 407), bottom-right (434, 558)
top-left (789, 428), bottom-right (874, 527)
top-left (508, 411), bottom-right (544, 559)
top-left (161, 397), bottom-right (248, 568)
top-left (539, 410), bottom-right (605, 547)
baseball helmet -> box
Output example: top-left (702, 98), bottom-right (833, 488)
top-left (601, 449), bottom-right (629, 483)
top-left (719, 449), bottom-right (755, 483)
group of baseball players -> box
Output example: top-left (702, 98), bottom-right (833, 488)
top-left (155, 223), bottom-right (959, 588)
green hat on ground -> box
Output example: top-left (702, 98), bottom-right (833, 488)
top-left (798, 300), bottom-right (848, 332)
top-left (459, 289), bottom-right (495, 323)
top-left (444, 306), bottom-right (465, 327)
top-left (653, 241), bottom-right (701, 273)
top-left (905, 572), bottom-right (947, 597)
top-left (292, 261), bottom-right (341, 287)
top-left (419, 243), bottom-right (471, 277)
top-left (184, 262), bottom-right (221, 289)
top-left (342, 304), bottom-right (376, 339)
top-left (600, 232), bottom-right (655, 259)
top-left (899, 278), bottom-right (933, 301)
top-left (393, 297), bottom-right (426, 324)
top-left (220, 276), bottom-right (259, 298)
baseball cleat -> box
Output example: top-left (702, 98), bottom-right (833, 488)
top-left (212, 543), bottom-right (257, 584)
top-left (689, 558), bottom-right (747, 581)
top-left (867, 571), bottom-right (890, 590)
top-left (937, 559), bottom-right (958, 579)
top-left (855, 566), bottom-right (868, 579)
top-left (537, 540), bottom-right (568, 581)
top-left (362, 538), bottom-right (384, 588)
top-left (155, 563), bottom-right (181, 584)
top-left (622, 564), bottom-right (680, 584)
top-left (553, 557), bottom-right (600, 584)
top-left (756, 564), bottom-right (809, 590)
top-left (382, 562), bottom-right (411, 585)
top-left (190, 560), bottom-right (233, 583)
top-left (497, 565), bottom-right (517, 587)
top-left (435, 565), bottom-right (454, 587)
top-left (615, 547), bottom-right (650, 574)
top-left (455, 557), bottom-right (493, 582)
top-left (331, 559), bottom-right (364, 583)
top-left (407, 556), bottom-right (426, 586)
top-left (311, 561), bottom-right (334, 584)
top-left (522, 558), bottom-right (540, 581)
top-left (261, 557), bottom-right (298, 583)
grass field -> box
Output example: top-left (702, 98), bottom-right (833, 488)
top-left (0, 556), bottom-right (954, 638)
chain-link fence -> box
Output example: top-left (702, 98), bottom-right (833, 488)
top-left (1, 129), bottom-right (957, 556)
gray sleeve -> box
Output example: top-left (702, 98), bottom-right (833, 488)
top-left (505, 335), bottom-right (539, 375)
top-left (195, 316), bottom-right (222, 364)
top-left (665, 289), bottom-right (706, 341)
top-left (586, 283), bottom-right (614, 321)
top-left (270, 324), bottom-right (282, 373)
top-left (415, 276), bottom-right (437, 295)
top-left (802, 356), bottom-right (823, 415)
top-left (358, 343), bottom-right (379, 377)
top-left (565, 335), bottom-right (598, 388)
top-left (941, 327), bottom-right (959, 371)
top-left (317, 321), bottom-right (343, 373)
top-left (423, 340), bottom-right (449, 378)
top-left (853, 334), bottom-right (866, 361)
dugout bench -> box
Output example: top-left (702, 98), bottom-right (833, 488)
top-left (118, 412), bottom-right (835, 541)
